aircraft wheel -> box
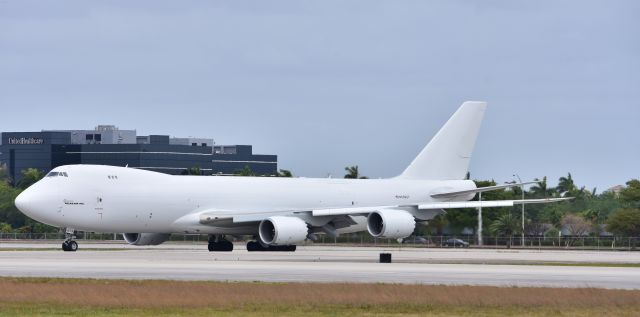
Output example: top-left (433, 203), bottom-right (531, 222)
top-left (62, 241), bottom-right (78, 252)
top-left (246, 241), bottom-right (260, 251)
top-left (208, 240), bottom-right (233, 252)
top-left (222, 240), bottom-right (234, 251)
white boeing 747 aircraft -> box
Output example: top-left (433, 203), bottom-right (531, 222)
top-left (14, 102), bottom-right (570, 252)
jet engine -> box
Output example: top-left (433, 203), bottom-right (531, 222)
top-left (122, 233), bottom-right (171, 246)
top-left (259, 216), bottom-right (309, 246)
top-left (367, 209), bottom-right (415, 239)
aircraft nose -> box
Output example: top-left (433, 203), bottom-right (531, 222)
top-left (15, 189), bottom-right (33, 215)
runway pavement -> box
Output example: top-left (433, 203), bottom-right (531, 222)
top-left (0, 242), bottom-right (639, 289)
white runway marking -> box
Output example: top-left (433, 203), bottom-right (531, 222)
top-left (0, 243), bottom-right (639, 289)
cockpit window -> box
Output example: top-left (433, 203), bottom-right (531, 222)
top-left (47, 171), bottom-right (69, 177)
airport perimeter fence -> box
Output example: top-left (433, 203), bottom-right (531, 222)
top-left (312, 234), bottom-right (640, 251)
top-left (1, 232), bottom-right (639, 251)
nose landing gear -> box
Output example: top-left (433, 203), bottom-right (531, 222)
top-left (62, 240), bottom-right (78, 252)
top-left (62, 228), bottom-right (78, 252)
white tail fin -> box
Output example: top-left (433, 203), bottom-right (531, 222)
top-left (398, 101), bottom-right (487, 180)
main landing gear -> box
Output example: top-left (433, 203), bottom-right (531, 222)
top-left (208, 235), bottom-right (233, 252)
top-left (246, 241), bottom-right (296, 252)
top-left (62, 228), bottom-right (78, 252)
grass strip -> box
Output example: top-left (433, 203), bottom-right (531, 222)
top-left (0, 277), bottom-right (638, 317)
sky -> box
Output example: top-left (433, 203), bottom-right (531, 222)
top-left (1, 1), bottom-right (638, 191)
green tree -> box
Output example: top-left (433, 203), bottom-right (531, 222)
top-left (620, 179), bottom-right (640, 206)
top-left (606, 209), bottom-right (640, 237)
top-left (587, 191), bottom-right (623, 223)
top-left (0, 222), bottom-right (12, 233)
top-left (181, 166), bottom-right (203, 175)
top-left (425, 214), bottom-right (448, 235)
top-left (540, 205), bottom-right (566, 229)
top-left (530, 177), bottom-right (553, 198)
top-left (344, 165), bottom-right (367, 179)
top-left (557, 173), bottom-right (577, 196)
top-left (581, 209), bottom-right (601, 225)
top-left (234, 165), bottom-right (255, 177)
top-left (16, 218), bottom-right (57, 233)
top-left (16, 168), bottom-right (45, 190)
top-left (278, 169), bottom-right (293, 177)
top-left (0, 182), bottom-right (25, 229)
top-left (0, 164), bottom-right (9, 184)
top-left (489, 212), bottom-right (520, 248)
top-left (472, 179), bottom-right (518, 233)
top-left (444, 209), bottom-right (476, 235)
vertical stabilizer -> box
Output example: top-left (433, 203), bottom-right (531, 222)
top-left (398, 101), bottom-right (487, 180)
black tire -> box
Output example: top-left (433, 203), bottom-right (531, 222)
top-left (62, 241), bottom-right (69, 251)
top-left (209, 241), bottom-right (234, 252)
top-left (222, 240), bottom-right (234, 252)
top-left (268, 245), bottom-right (296, 252)
top-left (69, 241), bottom-right (78, 252)
top-left (246, 241), bottom-right (261, 251)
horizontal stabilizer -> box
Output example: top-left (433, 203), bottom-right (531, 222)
top-left (418, 197), bottom-right (573, 210)
top-left (431, 181), bottom-right (539, 199)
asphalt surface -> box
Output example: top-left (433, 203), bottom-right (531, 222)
top-left (0, 242), bottom-right (639, 289)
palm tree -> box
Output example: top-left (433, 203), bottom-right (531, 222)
top-left (530, 177), bottom-right (552, 198)
top-left (344, 165), bottom-right (359, 179)
top-left (344, 165), bottom-right (368, 179)
top-left (490, 212), bottom-right (521, 248)
top-left (234, 165), bottom-right (255, 177)
top-left (278, 169), bottom-right (293, 177)
top-left (557, 173), bottom-right (576, 196)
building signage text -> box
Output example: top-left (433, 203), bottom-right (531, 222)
top-left (8, 137), bottom-right (44, 145)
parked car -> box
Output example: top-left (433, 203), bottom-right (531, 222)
top-left (442, 238), bottom-right (469, 248)
top-left (402, 236), bottom-right (431, 245)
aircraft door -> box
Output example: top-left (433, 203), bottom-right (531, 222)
top-left (95, 195), bottom-right (104, 220)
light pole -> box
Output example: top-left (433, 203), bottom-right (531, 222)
top-left (477, 192), bottom-right (483, 246)
top-left (513, 174), bottom-right (525, 247)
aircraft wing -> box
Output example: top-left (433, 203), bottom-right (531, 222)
top-left (311, 197), bottom-right (573, 217)
top-left (174, 197), bottom-right (571, 227)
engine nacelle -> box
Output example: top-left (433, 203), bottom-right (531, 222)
top-left (122, 233), bottom-right (171, 246)
top-left (259, 216), bottom-right (309, 246)
top-left (367, 209), bottom-right (415, 239)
